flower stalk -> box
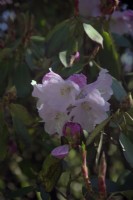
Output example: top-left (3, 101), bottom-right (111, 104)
top-left (81, 142), bottom-right (93, 194)
top-left (98, 152), bottom-right (107, 200)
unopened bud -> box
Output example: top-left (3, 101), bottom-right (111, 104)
top-left (100, 0), bottom-right (119, 15)
top-left (63, 122), bottom-right (83, 147)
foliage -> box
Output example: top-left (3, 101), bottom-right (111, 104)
top-left (0, 1), bottom-right (133, 200)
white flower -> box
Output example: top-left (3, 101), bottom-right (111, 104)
top-left (32, 68), bottom-right (113, 135)
top-left (70, 89), bottom-right (109, 132)
top-left (38, 103), bottom-right (69, 135)
top-left (32, 72), bottom-right (80, 111)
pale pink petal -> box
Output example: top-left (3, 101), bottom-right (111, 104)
top-left (51, 145), bottom-right (69, 159)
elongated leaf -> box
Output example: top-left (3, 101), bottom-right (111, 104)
top-left (39, 186), bottom-right (50, 200)
top-left (7, 186), bottom-right (34, 198)
top-left (119, 133), bottom-right (133, 168)
top-left (112, 33), bottom-right (131, 48)
top-left (45, 19), bottom-right (76, 57)
top-left (83, 23), bottom-right (103, 47)
top-left (13, 63), bottom-right (32, 98)
top-left (38, 155), bottom-right (62, 192)
top-left (30, 35), bottom-right (45, 42)
top-left (25, 49), bottom-right (37, 70)
top-left (86, 117), bottom-right (111, 145)
top-left (98, 31), bottom-right (121, 79)
top-left (0, 62), bottom-right (9, 96)
top-left (12, 116), bottom-right (31, 146)
top-left (112, 78), bottom-right (127, 102)
top-left (59, 51), bottom-right (68, 67)
top-left (0, 107), bottom-right (8, 160)
top-left (10, 103), bottom-right (33, 126)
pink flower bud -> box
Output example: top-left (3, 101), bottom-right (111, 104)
top-left (63, 122), bottom-right (83, 147)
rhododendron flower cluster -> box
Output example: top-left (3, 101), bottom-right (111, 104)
top-left (32, 69), bottom-right (113, 135)
top-left (110, 10), bottom-right (133, 36)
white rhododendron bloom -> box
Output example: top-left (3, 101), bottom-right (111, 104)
top-left (32, 68), bottom-right (113, 135)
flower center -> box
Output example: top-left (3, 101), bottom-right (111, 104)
top-left (81, 102), bottom-right (91, 111)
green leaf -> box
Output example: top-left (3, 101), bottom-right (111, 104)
top-left (45, 19), bottom-right (76, 57)
top-left (0, 62), bottom-right (9, 96)
top-left (86, 117), bottom-right (111, 145)
top-left (109, 190), bottom-right (133, 200)
top-left (39, 186), bottom-right (50, 200)
top-left (7, 186), bottom-right (34, 198)
top-left (0, 48), bottom-right (12, 59)
top-left (98, 31), bottom-right (121, 79)
top-left (112, 78), bottom-right (127, 102)
top-left (0, 108), bottom-right (8, 161)
top-left (59, 51), bottom-right (68, 67)
top-left (30, 35), bottom-right (45, 42)
top-left (83, 23), bottom-right (103, 47)
top-left (38, 155), bottom-right (62, 192)
top-left (13, 63), bottom-right (32, 98)
top-left (119, 133), bottom-right (133, 168)
top-left (25, 49), bottom-right (37, 70)
top-left (112, 33), bottom-right (131, 48)
top-left (60, 64), bottom-right (83, 77)
top-left (12, 116), bottom-right (31, 147)
top-left (10, 103), bottom-right (33, 126)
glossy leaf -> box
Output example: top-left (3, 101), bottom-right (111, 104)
top-left (83, 23), bottom-right (103, 47)
top-left (98, 31), bottom-right (121, 79)
top-left (119, 133), bottom-right (133, 168)
top-left (59, 51), bottom-right (68, 67)
top-left (112, 78), bottom-right (127, 102)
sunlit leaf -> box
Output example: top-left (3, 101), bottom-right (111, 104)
top-left (83, 23), bottom-right (103, 47)
top-left (30, 35), bottom-right (45, 42)
top-left (59, 51), bottom-right (68, 67)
